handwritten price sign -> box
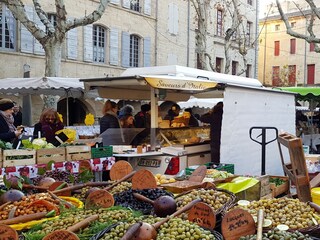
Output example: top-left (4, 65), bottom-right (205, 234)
top-left (43, 230), bottom-right (79, 240)
top-left (188, 202), bottom-right (216, 230)
top-left (85, 189), bottom-right (114, 209)
top-left (0, 224), bottom-right (18, 240)
top-left (221, 209), bottom-right (255, 240)
top-left (132, 169), bottom-right (157, 190)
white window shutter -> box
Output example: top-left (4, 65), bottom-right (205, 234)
top-left (173, 4), bottom-right (179, 34)
top-left (167, 53), bottom-right (177, 65)
top-left (33, 11), bottom-right (45, 55)
top-left (21, 5), bottom-right (34, 53)
top-left (143, 37), bottom-right (151, 67)
top-left (110, 0), bottom-right (120, 4)
top-left (67, 27), bottom-right (78, 60)
top-left (121, 31), bottom-right (130, 67)
top-left (109, 28), bottom-right (119, 65)
top-left (144, 0), bottom-right (151, 15)
top-left (83, 25), bottom-right (93, 62)
top-left (168, 3), bottom-right (174, 34)
top-left (123, 0), bottom-right (130, 9)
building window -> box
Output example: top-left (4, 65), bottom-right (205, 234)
top-left (274, 41), bottom-right (280, 56)
top-left (48, 14), bottom-right (57, 27)
top-left (216, 57), bottom-right (223, 73)
top-left (291, 22), bottom-right (296, 28)
top-left (275, 24), bottom-right (280, 31)
top-left (288, 65), bottom-right (296, 86)
top-left (310, 42), bottom-right (315, 52)
top-left (130, 34), bottom-right (140, 67)
top-left (217, 9), bottom-right (223, 37)
top-left (290, 38), bottom-right (296, 54)
top-left (93, 25), bottom-right (106, 63)
top-left (131, 0), bottom-right (140, 12)
top-left (246, 64), bottom-right (252, 78)
top-left (246, 21), bottom-right (252, 45)
top-left (272, 66), bottom-right (280, 86)
top-left (0, 4), bottom-right (16, 50)
top-left (247, 0), bottom-right (253, 5)
top-left (232, 61), bottom-right (237, 75)
top-left (307, 64), bottom-right (315, 85)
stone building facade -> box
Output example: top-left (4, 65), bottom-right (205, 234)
top-left (0, 0), bottom-right (258, 126)
top-left (258, 0), bottom-right (320, 87)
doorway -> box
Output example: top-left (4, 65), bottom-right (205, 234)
top-left (57, 98), bottom-right (86, 126)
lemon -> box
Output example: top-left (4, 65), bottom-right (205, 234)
top-left (276, 224), bottom-right (289, 231)
top-left (169, 178), bottom-right (176, 183)
top-left (155, 173), bottom-right (162, 179)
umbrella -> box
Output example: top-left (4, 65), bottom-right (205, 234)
top-left (0, 77), bottom-right (84, 126)
top-left (178, 96), bottom-right (223, 109)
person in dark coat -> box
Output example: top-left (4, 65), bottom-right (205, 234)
top-left (12, 102), bottom-right (22, 127)
top-left (0, 99), bottom-right (24, 143)
top-left (134, 104), bottom-right (151, 128)
top-left (184, 108), bottom-right (199, 127)
top-left (33, 108), bottom-right (64, 144)
top-left (100, 100), bottom-right (120, 134)
top-left (164, 103), bottom-right (181, 121)
top-left (200, 102), bottom-right (223, 164)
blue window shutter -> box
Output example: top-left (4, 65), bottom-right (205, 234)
top-left (123, 0), bottom-right (130, 9)
top-left (109, 28), bottom-right (119, 65)
top-left (67, 27), bottom-right (78, 60)
top-left (83, 25), bottom-right (93, 62)
top-left (143, 37), bottom-right (151, 67)
top-left (21, 5), bottom-right (34, 53)
top-left (110, 0), bottom-right (120, 4)
top-left (121, 31), bottom-right (130, 67)
top-left (33, 10), bottom-right (45, 55)
top-left (144, 0), bottom-right (151, 15)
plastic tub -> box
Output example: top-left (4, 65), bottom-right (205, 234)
top-left (311, 187), bottom-right (320, 205)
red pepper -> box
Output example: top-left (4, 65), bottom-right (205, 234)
top-left (28, 199), bottom-right (60, 215)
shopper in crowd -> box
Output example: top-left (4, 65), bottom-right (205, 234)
top-left (164, 103), bottom-right (181, 121)
top-left (120, 114), bottom-right (135, 128)
top-left (200, 102), bottom-right (223, 164)
top-left (12, 101), bottom-right (22, 127)
top-left (184, 108), bottom-right (199, 127)
top-left (134, 103), bottom-right (151, 128)
top-left (33, 108), bottom-right (64, 144)
top-left (100, 100), bottom-right (120, 134)
top-left (0, 98), bottom-right (24, 143)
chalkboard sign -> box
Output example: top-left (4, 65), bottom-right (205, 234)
top-left (85, 189), bottom-right (114, 209)
top-left (188, 202), bottom-right (216, 230)
top-left (221, 209), bottom-right (255, 240)
top-left (42, 230), bottom-right (79, 240)
top-left (0, 224), bottom-right (18, 240)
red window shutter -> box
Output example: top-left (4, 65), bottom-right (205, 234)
top-left (274, 41), bottom-right (280, 56)
top-left (272, 66), bottom-right (280, 86)
top-left (288, 65), bottom-right (296, 86)
top-left (310, 42), bottom-right (315, 52)
top-left (290, 39), bottom-right (296, 54)
top-left (307, 64), bottom-right (315, 84)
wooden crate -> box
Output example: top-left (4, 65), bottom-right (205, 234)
top-left (269, 175), bottom-right (289, 197)
top-left (2, 149), bottom-right (36, 167)
top-left (36, 147), bottom-right (66, 164)
top-left (66, 145), bottom-right (91, 161)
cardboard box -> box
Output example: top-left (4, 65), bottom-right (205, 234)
top-left (36, 147), bottom-right (66, 164)
top-left (235, 175), bottom-right (271, 201)
top-left (2, 149), bottom-right (36, 167)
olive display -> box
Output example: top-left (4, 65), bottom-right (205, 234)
top-left (33, 170), bottom-right (80, 185)
top-left (157, 218), bottom-right (215, 240)
top-left (239, 228), bottom-right (313, 240)
top-left (114, 188), bottom-right (174, 215)
top-left (234, 198), bottom-right (320, 229)
top-left (109, 181), bottom-right (132, 195)
top-left (175, 188), bottom-right (232, 219)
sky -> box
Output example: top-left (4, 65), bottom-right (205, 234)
top-left (259, 0), bottom-right (275, 18)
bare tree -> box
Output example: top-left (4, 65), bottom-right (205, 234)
top-left (190, 0), bottom-right (252, 75)
top-left (2, 0), bottom-right (109, 77)
top-left (276, 0), bottom-right (320, 52)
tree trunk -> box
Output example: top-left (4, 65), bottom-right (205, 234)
top-left (44, 39), bottom-right (63, 77)
top-left (195, 1), bottom-right (208, 70)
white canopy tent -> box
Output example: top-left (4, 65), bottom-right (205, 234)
top-left (178, 96), bottom-right (224, 109)
top-left (0, 77), bottom-right (86, 126)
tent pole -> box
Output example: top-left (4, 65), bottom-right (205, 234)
top-left (66, 90), bottom-right (69, 126)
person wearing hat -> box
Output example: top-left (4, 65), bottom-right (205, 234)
top-left (134, 103), bottom-right (151, 128)
top-left (0, 99), bottom-right (24, 143)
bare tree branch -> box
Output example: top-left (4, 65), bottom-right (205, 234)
top-left (33, 0), bottom-right (54, 34)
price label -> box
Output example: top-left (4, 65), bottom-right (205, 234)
top-left (189, 165), bottom-right (207, 183)
top-left (221, 209), bottom-right (255, 240)
top-left (0, 224), bottom-right (18, 240)
top-left (43, 230), bottom-right (79, 240)
top-left (79, 160), bottom-right (92, 173)
top-left (85, 189), bottom-right (114, 209)
top-left (110, 160), bottom-right (133, 180)
top-left (188, 202), bottom-right (216, 230)
top-left (132, 169), bottom-right (157, 190)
